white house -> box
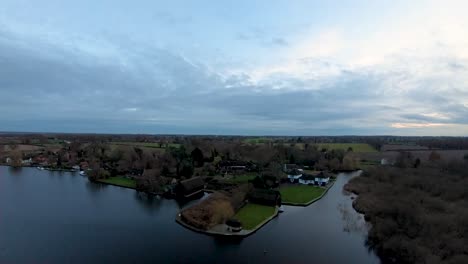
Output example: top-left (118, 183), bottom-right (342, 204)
top-left (298, 174), bottom-right (315, 185)
top-left (22, 158), bottom-right (33, 165)
top-left (287, 168), bottom-right (303, 183)
top-left (314, 172), bottom-right (330, 186)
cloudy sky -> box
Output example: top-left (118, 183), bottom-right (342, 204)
top-left (1, 0), bottom-right (468, 135)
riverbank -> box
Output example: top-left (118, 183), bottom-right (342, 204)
top-left (96, 176), bottom-right (137, 189)
top-left (175, 204), bottom-right (279, 237)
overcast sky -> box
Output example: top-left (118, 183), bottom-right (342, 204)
top-left (1, 0), bottom-right (468, 135)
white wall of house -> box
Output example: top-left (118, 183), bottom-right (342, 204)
top-left (315, 177), bottom-right (330, 185)
top-left (298, 179), bottom-right (314, 185)
top-left (288, 174), bottom-right (302, 182)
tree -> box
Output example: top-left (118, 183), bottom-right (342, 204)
top-left (191, 147), bottom-right (204, 167)
top-left (464, 153), bottom-right (468, 161)
top-left (170, 146), bottom-right (188, 177)
top-left (428, 151), bottom-right (441, 162)
top-left (10, 150), bottom-right (22, 167)
top-left (288, 154), bottom-right (296, 164)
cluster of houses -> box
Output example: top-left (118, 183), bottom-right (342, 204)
top-left (284, 164), bottom-right (330, 186)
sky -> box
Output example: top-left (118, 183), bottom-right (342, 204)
top-left (1, 0), bottom-right (468, 136)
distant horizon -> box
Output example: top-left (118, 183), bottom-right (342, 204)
top-left (0, 130), bottom-right (466, 138)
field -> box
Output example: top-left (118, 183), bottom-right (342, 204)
top-left (234, 203), bottom-right (276, 230)
top-left (98, 176), bottom-right (136, 188)
top-left (315, 143), bottom-right (377, 152)
top-left (380, 144), bottom-right (429, 151)
top-left (243, 137), bottom-right (272, 144)
top-left (280, 185), bottom-right (326, 204)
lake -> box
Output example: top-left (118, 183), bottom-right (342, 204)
top-left (0, 166), bottom-right (379, 263)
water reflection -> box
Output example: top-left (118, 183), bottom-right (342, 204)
top-left (85, 180), bottom-right (108, 197)
top-left (8, 166), bottom-right (23, 176)
top-left (133, 192), bottom-right (164, 215)
top-left (0, 167), bottom-right (380, 264)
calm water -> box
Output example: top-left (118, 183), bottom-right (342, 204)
top-left (0, 166), bottom-right (379, 263)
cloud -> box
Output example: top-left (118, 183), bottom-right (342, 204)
top-left (390, 123), bottom-right (448, 129)
top-left (269, 37), bottom-right (288, 46)
top-left (1, 1), bottom-right (468, 136)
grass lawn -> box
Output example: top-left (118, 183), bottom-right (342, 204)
top-left (244, 137), bottom-right (271, 144)
top-left (315, 143), bottom-right (377, 153)
top-left (98, 176), bottom-right (136, 189)
top-left (221, 173), bottom-right (257, 184)
top-left (280, 185), bottom-right (326, 204)
top-left (234, 203), bottom-right (276, 230)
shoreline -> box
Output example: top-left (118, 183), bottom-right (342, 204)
top-left (175, 206), bottom-right (279, 238)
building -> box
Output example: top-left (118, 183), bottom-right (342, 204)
top-left (21, 158), bottom-right (33, 165)
top-left (287, 168), bottom-right (303, 183)
top-left (79, 161), bottom-right (89, 170)
top-left (226, 219), bottom-right (242, 233)
top-left (283, 164), bottom-right (298, 172)
top-left (298, 174), bottom-right (315, 185)
top-left (33, 155), bottom-right (49, 166)
top-left (218, 160), bottom-right (255, 173)
top-left (314, 172), bottom-right (330, 186)
top-left (175, 177), bottom-right (205, 198)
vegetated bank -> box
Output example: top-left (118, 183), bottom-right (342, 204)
top-left (176, 184), bottom-right (280, 237)
top-left (345, 155), bottom-right (468, 264)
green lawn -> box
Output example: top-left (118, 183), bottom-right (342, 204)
top-left (98, 176), bottom-right (136, 188)
top-left (221, 173), bottom-right (257, 184)
top-left (280, 185), bottom-right (326, 204)
top-left (234, 203), bottom-right (276, 230)
top-left (244, 137), bottom-right (271, 144)
top-left (315, 143), bottom-right (377, 153)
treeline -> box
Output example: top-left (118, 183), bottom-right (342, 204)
top-left (345, 157), bottom-right (468, 263)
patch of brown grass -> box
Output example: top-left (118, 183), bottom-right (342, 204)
top-left (180, 193), bottom-right (235, 230)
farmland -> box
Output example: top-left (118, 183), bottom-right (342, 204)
top-left (315, 143), bottom-right (377, 153)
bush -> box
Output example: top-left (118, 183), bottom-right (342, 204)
top-left (180, 193), bottom-right (234, 230)
top-left (87, 168), bottom-right (110, 181)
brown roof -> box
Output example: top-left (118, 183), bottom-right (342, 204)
top-left (178, 177), bottom-right (205, 194)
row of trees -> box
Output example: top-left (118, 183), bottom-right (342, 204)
top-left (345, 159), bottom-right (468, 263)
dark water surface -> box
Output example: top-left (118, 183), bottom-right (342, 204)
top-left (0, 166), bottom-right (379, 263)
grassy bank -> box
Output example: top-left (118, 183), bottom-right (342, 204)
top-left (280, 185), bottom-right (325, 204)
top-left (234, 203), bottom-right (276, 230)
top-left (98, 176), bottom-right (136, 189)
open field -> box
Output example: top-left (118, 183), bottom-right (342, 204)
top-left (1, 144), bottom-right (43, 152)
top-left (243, 138), bottom-right (271, 144)
top-left (351, 150), bottom-right (468, 164)
top-left (98, 177), bottom-right (136, 188)
top-left (280, 185), bottom-right (325, 204)
top-left (381, 144), bottom-right (430, 151)
top-left (234, 203), bottom-right (276, 230)
top-left (315, 143), bottom-right (377, 152)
